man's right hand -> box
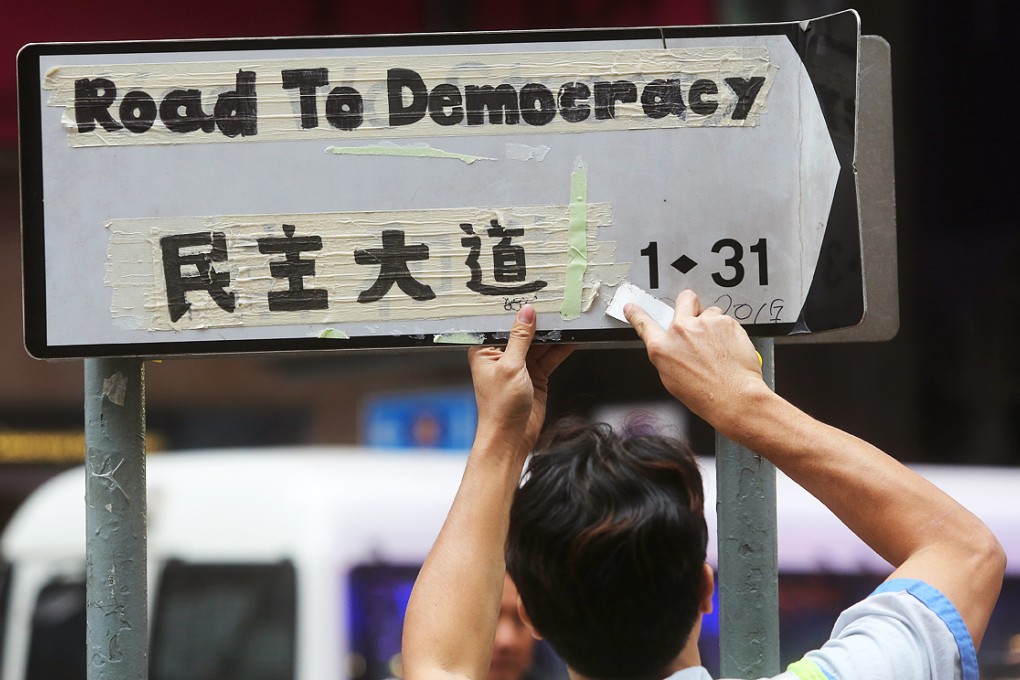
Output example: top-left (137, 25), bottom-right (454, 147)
top-left (624, 289), bottom-right (764, 431)
top-left (627, 290), bottom-right (1005, 652)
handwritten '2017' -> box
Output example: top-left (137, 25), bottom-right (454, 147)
top-left (713, 294), bottom-right (784, 324)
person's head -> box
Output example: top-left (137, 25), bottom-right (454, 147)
top-left (505, 422), bottom-right (710, 680)
top-left (488, 574), bottom-right (535, 680)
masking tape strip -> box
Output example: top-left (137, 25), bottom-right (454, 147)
top-left (105, 203), bottom-right (627, 332)
top-left (560, 160), bottom-right (588, 320)
top-left (45, 47), bottom-right (777, 147)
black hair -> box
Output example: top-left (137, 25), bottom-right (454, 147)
top-left (505, 421), bottom-right (707, 680)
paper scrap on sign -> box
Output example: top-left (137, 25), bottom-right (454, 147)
top-left (606, 283), bottom-right (675, 330)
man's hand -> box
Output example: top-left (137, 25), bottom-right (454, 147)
top-left (402, 308), bottom-right (572, 680)
top-left (629, 289), bottom-right (1005, 651)
top-left (468, 305), bottom-right (574, 455)
top-left (624, 289), bottom-right (763, 430)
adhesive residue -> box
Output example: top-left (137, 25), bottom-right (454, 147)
top-left (101, 372), bottom-right (127, 406)
top-left (326, 143), bottom-right (495, 164)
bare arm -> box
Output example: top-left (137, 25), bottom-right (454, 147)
top-left (625, 290), bottom-right (1005, 648)
top-left (401, 306), bottom-right (573, 680)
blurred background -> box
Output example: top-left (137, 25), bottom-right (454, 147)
top-left (3, 0), bottom-right (1018, 522)
top-left (1, 1), bottom-right (1019, 678)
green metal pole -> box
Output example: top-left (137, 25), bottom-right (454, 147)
top-left (715, 337), bottom-right (779, 677)
top-left (84, 358), bottom-right (148, 680)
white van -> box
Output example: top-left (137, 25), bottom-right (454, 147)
top-left (1, 449), bottom-right (1018, 680)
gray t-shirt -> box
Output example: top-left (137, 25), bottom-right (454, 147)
top-left (666, 579), bottom-right (977, 680)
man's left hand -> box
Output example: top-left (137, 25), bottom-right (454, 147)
top-left (468, 305), bottom-right (574, 456)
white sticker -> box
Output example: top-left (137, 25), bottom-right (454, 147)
top-left (606, 282), bottom-right (675, 330)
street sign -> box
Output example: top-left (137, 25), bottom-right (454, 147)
top-left (19, 11), bottom-right (863, 358)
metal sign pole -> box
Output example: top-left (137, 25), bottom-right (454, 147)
top-left (716, 337), bottom-right (779, 677)
top-left (84, 358), bottom-right (148, 680)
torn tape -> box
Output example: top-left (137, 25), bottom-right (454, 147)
top-left (317, 328), bottom-right (350, 339)
top-left (101, 372), bottom-right (128, 406)
top-left (505, 143), bottom-right (551, 161)
top-left (433, 332), bottom-right (485, 345)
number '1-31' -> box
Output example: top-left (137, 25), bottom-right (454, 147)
top-left (639, 238), bottom-right (769, 289)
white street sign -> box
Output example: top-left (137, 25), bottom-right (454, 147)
top-left (19, 12), bottom-right (863, 358)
